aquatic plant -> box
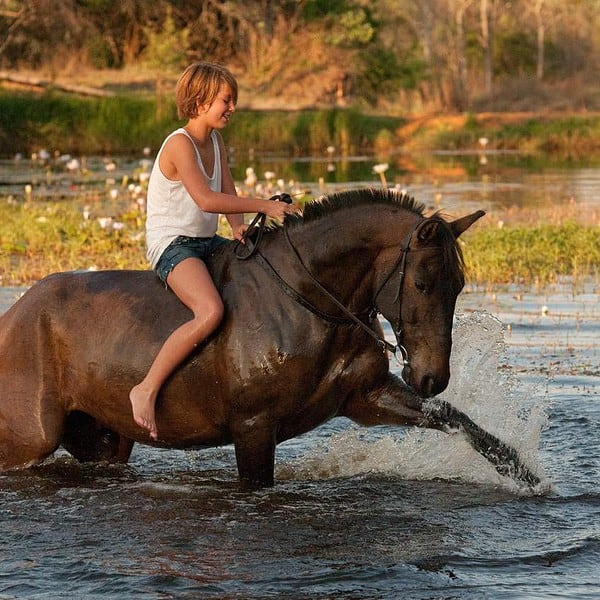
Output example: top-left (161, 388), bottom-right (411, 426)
top-left (1, 188), bottom-right (599, 289)
top-left (462, 205), bottom-right (600, 289)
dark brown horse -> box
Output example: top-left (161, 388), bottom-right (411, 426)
top-left (0, 189), bottom-right (539, 489)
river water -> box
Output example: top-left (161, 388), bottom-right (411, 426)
top-left (2, 152), bottom-right (600, 214)
top-left (1, 159), bottom-right (599, 598)
top-left (0, 281), bottom-right (599, 599)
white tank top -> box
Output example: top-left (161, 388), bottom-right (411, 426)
top-left (145, 128), bottom-right (222, 268)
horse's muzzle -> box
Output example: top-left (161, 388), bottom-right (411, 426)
top-left (402, 364), bottom-right (448, 398)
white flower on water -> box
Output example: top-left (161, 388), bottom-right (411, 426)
top-left (373, 163), bottom-right (389, 188)
top-left (66, 158), bottom-right (80, 172)
top-left (244, 167), bottom-right (257, 188)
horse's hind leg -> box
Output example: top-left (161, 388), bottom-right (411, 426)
top-left (62, 411), bottom-right (134, 464)
top-left (0, 432), bottom-right (61, 471)
top-left (0, 393), bottom-right (65, 471)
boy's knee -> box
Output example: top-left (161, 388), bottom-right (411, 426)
top-left (209, 303), bottom-right (225, 328)
top-left (199, 301), bottom-right (224, 331)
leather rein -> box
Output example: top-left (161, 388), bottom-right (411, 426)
top-left (234, 205), bottom-right (426, 364)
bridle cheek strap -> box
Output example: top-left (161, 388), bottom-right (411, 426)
top-left (373, 218), bottom-right (424, 364)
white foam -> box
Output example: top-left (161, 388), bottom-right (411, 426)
top-left (285, 312), bottom-right (550, 493)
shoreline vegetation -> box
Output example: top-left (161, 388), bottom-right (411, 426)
top-left (1, 193), bottom-right (599, 290)
top-left (2, 90), bottom-right (600, 159)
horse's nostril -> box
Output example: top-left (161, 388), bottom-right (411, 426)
top-left (402, 368), bottom-right (447, 398)
top-left (421, 375), bottom-right (434, 397)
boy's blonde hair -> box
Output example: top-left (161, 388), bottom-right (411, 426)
top-left (176, 62), bottom-right (238, 119)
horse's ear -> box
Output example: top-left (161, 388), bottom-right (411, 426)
top-left (416, 219), bottom-right (442, 243)
top-left (449, 210), bottom-right (486, 238)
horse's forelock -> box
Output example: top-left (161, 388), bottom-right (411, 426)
top-left (434, 218), bottom-right (466, 293)
top-left (287, 188), bottom-right (426, 227)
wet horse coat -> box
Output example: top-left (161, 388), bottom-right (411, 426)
top-left (0, 190), bottom-right (537, 488)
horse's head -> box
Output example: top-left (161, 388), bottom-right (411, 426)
top-left (276, 189), bottom-right (483, 397)
top-left (374, 209), bottom-right (485, 397)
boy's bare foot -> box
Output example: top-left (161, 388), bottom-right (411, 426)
top-left (130, 384), bottom-right (159, 440)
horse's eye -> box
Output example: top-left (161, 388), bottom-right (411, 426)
top-left (415, 280), bottom-right (428, 293)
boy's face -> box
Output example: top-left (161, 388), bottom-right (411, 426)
top-left (201, 84), bottom-right (236, 128)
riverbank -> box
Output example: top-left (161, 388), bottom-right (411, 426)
top-left (396, 111), bottom-right (600, 158)
top-left (2, 85), bottom-right (600, 159)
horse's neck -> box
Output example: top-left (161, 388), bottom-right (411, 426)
top-left (269, 218), bottom-right (381, 311)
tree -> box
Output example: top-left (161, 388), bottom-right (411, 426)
top-left (531, 0), bottom-right (546, 79)
top-left (0, 0), bottom-right (90, 73)
top-left (1, 0), bottom-right (600, 113)
top-left (479, 0), bottom-right (493, 94)
top-left (445, 0), bottom-right (473, 110)
top-left (141, 5), bottom-right (189, 120)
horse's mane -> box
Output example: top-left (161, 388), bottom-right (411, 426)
top-left (275, 187), bottom-right (465, 290)
top-left (286, 188), bottom-right (426, 227)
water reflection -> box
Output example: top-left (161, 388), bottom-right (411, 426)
top-left (1, 152), bottom-right (600, 213)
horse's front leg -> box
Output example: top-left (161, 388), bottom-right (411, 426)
top-left (422, 397), bottom-right (541, 488)
top-left (343, 373), bottom-right (541, 489)
top-left (231, 415), bottom-right (276, 490)
top-left (342, 372), bottom-right (431, 428)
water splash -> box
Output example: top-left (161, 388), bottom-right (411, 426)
top-left (285, 311), bottom-right (550, 494)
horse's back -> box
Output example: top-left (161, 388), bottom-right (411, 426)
top-left (1, 269), bottom-right (188, 342)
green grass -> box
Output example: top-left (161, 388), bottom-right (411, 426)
top-left (0, 91), bottom-right (172, 155)
top-left (4, 90), bottom-right (600, 162)
top-left (433, 114), bottom-right (600, 157)
top-left (0, 91), bottom-right (405, 157)
top-left (1, 194), bottom-right (599, 288)
top-left (463, 220), bottom-right (600, 287)
top-left (0, 198), bottom-right (149, 284)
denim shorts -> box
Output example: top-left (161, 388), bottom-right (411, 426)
top-left (155, 235), bottom-right (228, 283)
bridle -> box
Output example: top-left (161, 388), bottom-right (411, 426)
top-left (235, 212), bottom-right (429, 366)
top-left (372, 218), bottom-right (425, 362)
